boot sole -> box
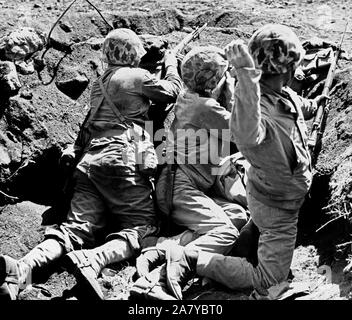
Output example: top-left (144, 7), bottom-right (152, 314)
top-left (62, 255), bottom-right (104, 300)
top-left (129, 276), bottom-right (161, 301)
top-left (129, 281), bottom-right (177, 301)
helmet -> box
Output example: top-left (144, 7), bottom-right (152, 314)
top-left (102, 28), bottom-right (146, 67)
top-left (248, 24), bottom-right (305, 74)
top-left (181, 46), bottom-right (228, 93)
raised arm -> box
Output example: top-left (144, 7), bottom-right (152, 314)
top-left (142, 50), bottom-right (183, 104)
top-left (224, 40), bottom-right (266, 148)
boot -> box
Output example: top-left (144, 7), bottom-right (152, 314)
top-left (130, 264), bottom-right (176, 300)
top-left (136, 247), bottom-right (165, 278)
top-left (62, 239), bottom-right (132, 300)
top-left (0, 239), bottom-right (63, 300)
top-left (0, 256), bottom-right (30, 300)
top-left (165, 245), bottom-right (198, 300)
top-left (135, 230), bottom-right (196, 279)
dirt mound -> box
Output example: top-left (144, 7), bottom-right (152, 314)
top-left (111, 8), bottom-right (185, 35)
top-left (316, 72), bottom-right (352, 173)
top-left (190, 10), bottom-right (250, 28)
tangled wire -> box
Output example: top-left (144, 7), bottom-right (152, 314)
top-left (38, 0), bottom-right (113, 85)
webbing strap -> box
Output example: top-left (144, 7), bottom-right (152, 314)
top-left (98, 77), bottom-right (127, 124)
top-left (83, 95), bottom-right (104, 129)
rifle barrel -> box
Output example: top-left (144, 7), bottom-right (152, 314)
top-left (172, 23), bottom-right (208, 54)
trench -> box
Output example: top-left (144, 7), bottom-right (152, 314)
top-left (0, 4), bottom-right (351, 279)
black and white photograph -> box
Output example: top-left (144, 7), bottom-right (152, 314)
top-left (0, 0), bottom-right (352, 308)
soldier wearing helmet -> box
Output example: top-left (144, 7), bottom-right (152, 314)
top-left (0, 28), bottom-right (182, 300)
top-left (130, 24), bottom-right (328, 301)
top-left (130, 46), bottom-right (250, 299)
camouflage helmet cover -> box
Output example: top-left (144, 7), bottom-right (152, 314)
top-left (248, 24), bottom-right (305, 74)
top-left (102, 28), bottom-right (146, 67)
top-left (181, 46), bottom-right (229, 93)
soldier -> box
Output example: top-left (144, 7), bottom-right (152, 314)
top-left (0, 28), bottom-right (182, 300)
top-left (133, 24), bottom-right (328, 300)
top-left (130, 46), bottom-right (249, 299)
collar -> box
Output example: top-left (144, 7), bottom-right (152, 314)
top-left (260, 82), bottom-right (297, 114)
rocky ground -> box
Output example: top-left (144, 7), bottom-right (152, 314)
top-left (1, 0), bottom-right (352, 300)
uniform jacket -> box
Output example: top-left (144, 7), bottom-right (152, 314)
top-left (167, 90), bottom-right (232, 191)
top-left (72, 63), bottom-right (182, 172)
top-left (230, 68), bottom-right (317, 210)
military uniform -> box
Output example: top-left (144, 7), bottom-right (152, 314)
top-left (156, 47), bottom-right (248, 255)
top-left (194, 24), bottom-right (315, 296)
top-left (0, 28), bottom-right (182, 300)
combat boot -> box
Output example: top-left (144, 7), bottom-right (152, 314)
top-left (130, 264), bottom-right (177, 300)
top-left (0, 256), bottom-right (31, 300)
top-left (62, 239), bottom-right (133, 300)
top-left (165, 245), bottom-right (198, 300)
top-left (0, 239), bottom-right (63, 300)
top-left (136, 247), bottom-right (165, 278)
top-left (136, 230), bottom-right (196, 278)
top-left (62, 249), bottom-right (104, 300)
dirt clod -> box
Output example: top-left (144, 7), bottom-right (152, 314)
top-left (0, 61), bottom-right (21, 96)
top-left (55, 73), bottom-right (89, 100)
top-left (0, 27), bottom-right (46, 62)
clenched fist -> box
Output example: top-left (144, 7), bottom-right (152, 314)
top-left (224, 40), bottom-right (255, 70)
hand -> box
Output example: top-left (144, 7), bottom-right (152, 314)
top-left (314, 94), bottom-right (330, 106)
top-left (224, 40), bottom-right (255, 69)
top-left (163, 49), bottom-right (178, 68)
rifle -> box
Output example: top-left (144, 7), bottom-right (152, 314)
top-left (307, 22), bottom-right (348, 160)
top-left (172, 23), bottom-right (208, 55)
top-left (149, 23), bottom-right (208, 143)
top-left (155, 23), bottom-right (208, 78)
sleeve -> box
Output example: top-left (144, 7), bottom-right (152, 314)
top-left (218, 72), bottom-right (236, 112)
top-left (298, 96), bottom-right (318, 120)
top-left (230, 67), bottom-right (267, 147)
top-left (141, 66), bottom-right (183, 104)
top-left (191, 99), bottom-right (232, 142)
